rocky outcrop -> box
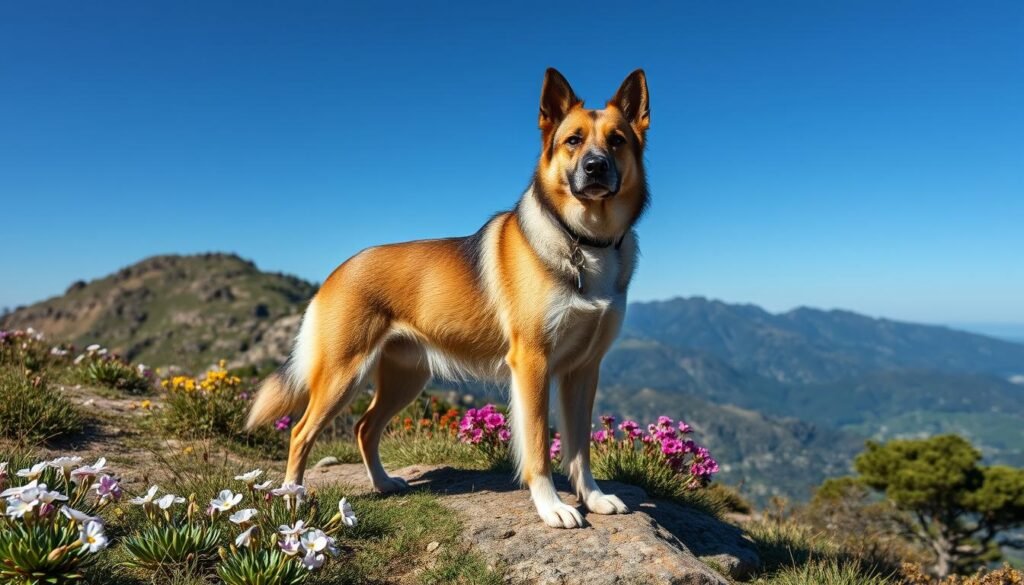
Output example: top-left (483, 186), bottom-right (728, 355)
top-left (306, 463), bottom-right (760, 584)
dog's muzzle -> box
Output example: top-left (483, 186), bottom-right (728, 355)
top-left (570, 151), bottom-right (619, 199)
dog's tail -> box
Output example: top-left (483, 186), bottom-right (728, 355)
top-left (246, 299), bottom-right (318, 430)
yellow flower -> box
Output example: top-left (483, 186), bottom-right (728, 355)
top-left (140, 400), bottom-right (152, 410)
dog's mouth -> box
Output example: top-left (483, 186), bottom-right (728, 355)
top-left (581, 184), bottom-right (613, 199)
top-left (570, 182), bottom-right (617, 200)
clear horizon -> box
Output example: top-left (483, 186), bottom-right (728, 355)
top-left (2, 1), bottom-right (1022, 323)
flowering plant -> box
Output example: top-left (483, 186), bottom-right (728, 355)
top-left (590, 415), bottom-right (718, 488)
top-left (120, 468), bottom-right (356, 583)
top-left (457, 404), bottom-right (511, 463)
top-left (0, 456), bottom-right (114, 583)
top-left (73, 344), bottom-right (153, 394)
top-left (159, 361), bottom-right (281, 454)
top-left (580, 415), bottom-right (719, 501)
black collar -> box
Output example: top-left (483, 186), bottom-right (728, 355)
top-left (530, 187), bottom-right (624, 249)
top-left (548, 207), bottom-right (624, 249)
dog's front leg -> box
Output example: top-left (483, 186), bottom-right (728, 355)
top-left (559, 363), bottom-right (629, 515)
top-left (507, 344), bottom-right (585, 529)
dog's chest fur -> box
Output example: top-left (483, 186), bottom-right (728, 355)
top-left (512, 190), bottom-right (636, 373)
top-left (544, 245), bottom-right (628, 372)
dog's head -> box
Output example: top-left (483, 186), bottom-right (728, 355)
top-left (534, 68), bottom-right (650, 238)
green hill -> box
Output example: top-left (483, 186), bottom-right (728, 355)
top-left (0, 253), bottom-right (315, 371)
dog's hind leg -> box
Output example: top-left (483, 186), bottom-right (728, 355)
top-left (559, 362), bottom-right (628, 515)
top-left (284, 350), bottom-right (379, 486)
top-left (355, 337), bottom-right (430, 493)
top-left (283, 307), bottom-right (392, 487)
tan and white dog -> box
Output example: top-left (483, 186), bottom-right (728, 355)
top-left (248, 68), bottom-right (650, 528)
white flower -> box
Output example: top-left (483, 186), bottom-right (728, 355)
top-left (47, 456), bottom-right (83, 473)
top-left (37, 488), bottom-right (68, 504)
top-left (229, 508), bottom-right (258, 524)
top-left (78, 520), bottom-right (108, 553)
top-left (235, 525), bottom-right (257, 548)
top-left (136, 364), bottom-right (148, 374)
top-left (51, 347), bottom-right (69, 356)
top-left (74, 354), bottom-right (86, 365)
top-left (0, 462), bottom-right (7, 476)
top-left (0, 479), bottom-right (38, 498)
top-left (5, 496), bottom-right (38, 518)
top-left (278, 519), bottom-right (306, 539)
top-left (338, 497), bottom-right (357, 527)
top-left (70, 457), bottom-right (107, 484)
top-left (301, 528), bottom-right (328, 553)
top-left (209, 489), bottom-right (243, 512)
top-left (97, 348), bottom-right (108, 356)
top-left (234, 469), bottom-right (263, 484)
top-left (272, 482), bottom-right (306, 511)
top-left (86, 344), bottom-right (101, 352)
top-left (253, 480), bottom-right (274, 491)
top-left (271, 482), bottom-right (306, 498)
top-left (279, 537), bottom-right (300, 556)
top-left (16, 462), bottom-right (47, 480)
top-left (301, 550), bottom-right (325, 571)
top-left (130, 485), bottom-right (160, 506)
top-left (155, 494), bottom-right (185, 510)
top-left (61, 505), bottom-right (102, 525)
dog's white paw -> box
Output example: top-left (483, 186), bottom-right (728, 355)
top-left (371, 475), bottom-right (409, 494)
top-left (585, 492), bottom-right (629, 515)
top-left (537, 500), bottom-right (586, 529)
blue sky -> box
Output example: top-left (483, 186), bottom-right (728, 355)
top-left (1, 1), bottom-right (1022, 326)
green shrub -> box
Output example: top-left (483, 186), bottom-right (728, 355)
top-left (0, 328), bottom-right (65, 374)
top-left (0, 365), bottom-right (83, 443)
top-left (158, 362), bottom-right (282, 455)
top-left (75, 347), bottom-right (153, 395)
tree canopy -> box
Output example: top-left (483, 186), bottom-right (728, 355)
top-left (851, 435), bottom-right (1024, 578)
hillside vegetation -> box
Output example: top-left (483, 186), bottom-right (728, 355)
top-left (1, 253), bottom-right (315, 371)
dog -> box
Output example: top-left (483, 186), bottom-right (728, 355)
top-left (247, 68), bottom-right (650, 528)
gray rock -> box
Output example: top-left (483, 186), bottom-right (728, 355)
top-left (306, 464), bottom-right (759, 584)
top-left (313, 456), bottom-right (340, 469)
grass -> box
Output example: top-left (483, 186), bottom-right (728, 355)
top-left (312, 430), bottom-right (512, 473)
top-left (745, 518), bottom-right (905, 585)
top-left (756, 559), bottom-right (898, 585)
top-left (0, 364), bottom-right (84, 444)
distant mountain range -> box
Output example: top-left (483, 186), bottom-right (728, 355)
top-left (4, 254), bottom-right (1022, 501)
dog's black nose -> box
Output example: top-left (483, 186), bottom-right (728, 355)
top-left (582, 155), bottom-right (610, 177)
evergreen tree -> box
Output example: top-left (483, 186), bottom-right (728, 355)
top-left (853, 435), bottom-right (1024, 577)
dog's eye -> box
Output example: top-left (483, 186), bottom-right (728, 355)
top-left (609, 134), bottom-right (626, 147)
top-left (565, 135), bottom-right (582, 146)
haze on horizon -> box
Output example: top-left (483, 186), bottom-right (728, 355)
top-left (1, 1), bottom-right (1022, 325)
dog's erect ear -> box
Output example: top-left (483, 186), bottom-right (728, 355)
top-left (609, 69), bottom-right (650, 141)
top-left (539, 68), bottom-right (581, 138)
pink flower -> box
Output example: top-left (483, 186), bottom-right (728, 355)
top-left (549, 437), bottom-right (561, 460)
top-left (497, 428), bottom-right (511, 443)
top-left (592, 430), bottom-right (609, 444)
top-left (94, 475), bottom-right (122, 502)
top-left (677, 421), bottom-right (693, 434)
top-left (657, 416), bottom-right (674, 430)
top-left (274, 416), bottom-right (291, 431)
top-left (599, 415), bottom-right (616, 429)
top-left (484, 412), bottom-right (506, 430)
